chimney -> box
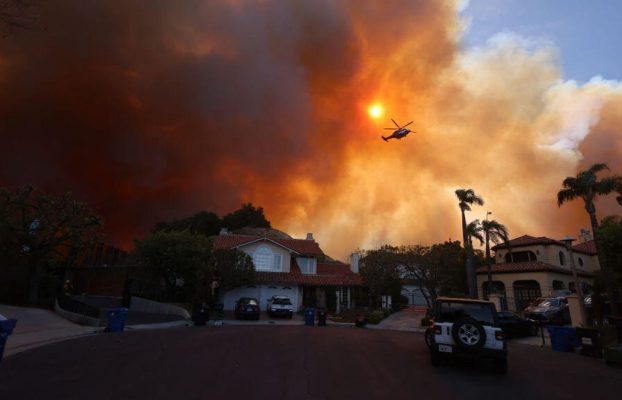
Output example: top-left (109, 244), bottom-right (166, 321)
top-left (350, 252), bottom-right (360, 274)
top-left (219, 227), bottom-right (229, 235)
top-left (306, 232), bottom-right (314, 241)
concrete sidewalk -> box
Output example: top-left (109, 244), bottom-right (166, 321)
top-left (0, 304), bottom-right (100, 358)
top-left (0, 304), bottom-right (196, 358)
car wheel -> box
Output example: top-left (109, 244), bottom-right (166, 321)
top-left (424, 328), bottom-right (434, 349)
top-left (529, 324), bottom-right (539, 337)
top-left (493, 356), bottom-right (508, 374)
top-left (288, 313), bottom-right (293, 319)
top-left (451, 317), bottom-right (486, 351)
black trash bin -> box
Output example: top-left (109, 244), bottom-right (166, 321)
top-left (0, 319), bottom-right (18, 362)
top-left (192, 303), bottom-right (209, 327)
top-left (317, 309), bottom-right (326, 326)
top-left (576, 327), bottom-right (603, 357)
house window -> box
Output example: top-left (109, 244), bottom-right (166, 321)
top-left (505, 251), bottom-right (536, 263)
top-left (253, 246), bottom-right (282, 272)
top-left (297, 257), bottom-right (317, 274)
top-left (559, 251), bottom-right (565, 266)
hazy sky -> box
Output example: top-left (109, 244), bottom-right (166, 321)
top-left (1, 1), bottom-right (621, 260)
top-left (462, 0), bottom-right (622, 82)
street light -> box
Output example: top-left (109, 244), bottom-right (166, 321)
top-left (560, 236), bottom-right (587, 326)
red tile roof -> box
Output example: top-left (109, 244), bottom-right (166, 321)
top-left (476, 261), bottom-right (593, 277)
top-left (213, 234), bottom-right (324, 256)
top-left (572, 240), bottom-right (598, 255)
top-left (255, 261), bottom-right (363, 287)
top-left (492, 235), bottom-right (562, 250)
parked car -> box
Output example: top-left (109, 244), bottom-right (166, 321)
top-left (523, 297), bottom-right (569, 324)
top-left (497, 311), bottom-right (538, 337)
top-left (428, 297), bottom-right (507, 373)
top-left (234, 297), bottom-right (260, 320)
top-left (267, 296), bottom-right (294, 318)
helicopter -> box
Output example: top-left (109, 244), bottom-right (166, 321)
top-left (382, 119), bottom-right (415, 141)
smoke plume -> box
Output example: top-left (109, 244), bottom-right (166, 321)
top-left (1, 0), bottom-right (621, 259)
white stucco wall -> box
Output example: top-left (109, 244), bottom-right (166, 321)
top-left (237, 241), bottom-right (292, 272)
top-left (494, 244), bottom-right (599, 273)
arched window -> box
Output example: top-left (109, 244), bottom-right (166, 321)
top-left (558, 251), bottom-right (565, 266)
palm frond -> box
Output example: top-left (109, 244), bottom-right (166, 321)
top-left (588, 163), bottom-right (609, 175)
top-left (466, 219), bottom-right (484, 245)
top-left (595, 175), bottom-right (622, 195)
top-left (557, 188), bottom-right (577, 207)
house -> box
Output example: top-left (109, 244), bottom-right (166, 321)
top-left (212, 229), bottom-right (364, 313)
top-left (475, 234), bottom-right (599, 312)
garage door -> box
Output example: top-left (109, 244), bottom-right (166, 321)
top-left (259, 285), bottom-right (299, 312)
top-left (223, 286), bottom-right (260, 310)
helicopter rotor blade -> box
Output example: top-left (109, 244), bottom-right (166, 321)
top-left (402, 121), bottom-right (414, 128)
top-left (384, 128), bottom-right (396, 130)
top-left (391, 118), bottom-right (400, 128)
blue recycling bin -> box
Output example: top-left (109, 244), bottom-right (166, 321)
top-left (547, 326), bottom-right (579, 352)
top-left (106, 308), bottom-right (129, 332)
top-left (0, 319), bottom-right (18, 362)
top-left (304, 308), bottom-right (315, 326)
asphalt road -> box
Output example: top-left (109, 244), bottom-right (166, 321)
top-left (1, 326), bottom-right (620, 400)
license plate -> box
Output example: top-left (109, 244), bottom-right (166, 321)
top-left (582, 338), bottom-right (593, 345)
top-left (438, 344), bottom-right (452, 353)
top-left (246, 307), bottom-right (253, 311)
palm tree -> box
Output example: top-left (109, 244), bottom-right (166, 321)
top-left (557, 163), bottom-right (622, 314)
top-left (557, 163), bottom-right (620, 231)
top-left (455, 189), bottom-right (484, 298)
top-left (481, 219), bottom-right (509, 288)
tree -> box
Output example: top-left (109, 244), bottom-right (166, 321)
top-left (154, 211), bottom-right (221, 237)
top-left (464, 218), bottom-right (509, 293)
top-left (222, 203), bottom-right (271, 230)
top-left (596, 216), bottom-right (622, 298)
top-left (0, 186), bottom-right (103, 304)
top-left (207, 248), bottom-right (255, 298)
top-left (135, 231), bottom-right (212, 301)
top-left (0, 0), bottom-right (42, 37)
top-left (455, 189), bottom-right (484, 298)
top-left (360, 245), bottom-right (402, 308)
top-left (616, 181), bottom-right (622, 207)
top-left (557, 163), bottom-right (622, 314)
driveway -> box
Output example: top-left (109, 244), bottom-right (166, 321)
top-left (1, 326), bottom-right (620, 399)
top-left (369, 306), bottom-right (426, 332)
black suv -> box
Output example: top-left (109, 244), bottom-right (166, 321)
top-left (427, 297), bottom-right (507, 373)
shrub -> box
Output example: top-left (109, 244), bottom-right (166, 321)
top-left (367, 310), bottom-right (386, 324)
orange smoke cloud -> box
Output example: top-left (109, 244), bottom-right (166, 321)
top-left (1, 1), bottom-right (621, 259)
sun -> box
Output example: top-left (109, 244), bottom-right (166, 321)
top-left (368, 103), bottom-right (383, 119)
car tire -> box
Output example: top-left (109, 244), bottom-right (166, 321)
top-left (451, 317), bottom-right (486, 351)
top-left (288, 313), bottom-right (293, 319)
top-left (493, 356), bottom-right (508, 374)
top-left (529, 324), bottom-right (539, 337)
top-left (425, 328), bottom-right (434, 349)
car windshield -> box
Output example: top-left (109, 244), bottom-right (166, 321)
top-left (438, 302), bottom-right (495, 325)
top-left (273, 298), bottom-right (291, 305)
top-left (539, 299), bottom-right (560, 307)
top-left (239, 298), bottom-right (258, 306)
